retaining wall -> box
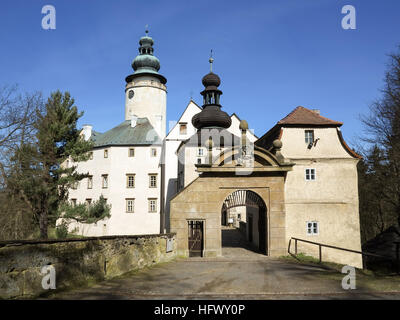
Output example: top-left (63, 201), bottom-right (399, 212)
top-left (0, 233), bottom-right (176, 299)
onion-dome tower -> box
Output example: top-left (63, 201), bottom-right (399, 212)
top-left (192, 54), bottom-right (232, 130)
top-left (125, 28), bottom-right (167, 137)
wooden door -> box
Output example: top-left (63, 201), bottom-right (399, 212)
top-left (188, 221), bottom-right (203, 257)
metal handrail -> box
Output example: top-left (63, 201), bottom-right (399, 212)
top-left (288, 237), bottom-right (399, 268)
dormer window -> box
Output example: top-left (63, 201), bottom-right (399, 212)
top-left (305, 130), bottom-right (314, 144)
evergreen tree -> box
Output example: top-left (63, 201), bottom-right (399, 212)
top-left (8, 91), bottom-right (93, 239)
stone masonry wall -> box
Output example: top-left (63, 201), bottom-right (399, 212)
top-left (0, 233), bottom-right (176, 299)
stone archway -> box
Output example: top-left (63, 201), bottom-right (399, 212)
top-left (170, 144), bottom-right (293, 258)
top-left (221, 190), bottom-right (267, 254)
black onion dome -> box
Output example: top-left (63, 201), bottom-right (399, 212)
top-left (192, 63), bottom-right (231, 130)
top-left (202, 72), bottom-right (221, 87)
top-left (192, 105), bottom-right (231, 129)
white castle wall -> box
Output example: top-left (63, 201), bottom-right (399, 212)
top-left (67, 145), bottom-right (162, 236)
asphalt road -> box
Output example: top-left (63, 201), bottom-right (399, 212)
top-left (45, 228), bottom-right (400, 300)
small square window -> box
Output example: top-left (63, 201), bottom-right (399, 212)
top-left (126, 174), bottom-right (135, 188)
top-left (149, 174), bottom-right (157, 188)
top-left (126, 199), bottom-right (135, 213)
top-left (87, 176), bottom-right (93, 189)
top-left (128, 148), bottom-right (135, 157)
top-left (104, 149), bottom-right (109, 158)
top-left (71, 181), bottom-right (79, 190)
top-left (305, 168), bottom-right (316, 181)
top-left (151, 148), bottom-right (157, 157)
top-left (85, 198), bottom-right (92, 206)
top-left (148, 199), bottom-right (157, 213)
top-left (197, 158), bottom-right (202, 164)
top-left (197, 148), bottom-right (204, 157)
top-left (179, 123), bottom-right (187, 135)
top-left (307, 221), bottom-right (319, 235)
top-left (102, 174), bottom-right (108, 188)
top-left (305, 130), bottom-right (314, 144)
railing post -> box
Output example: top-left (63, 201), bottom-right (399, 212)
top-left (319, 245), bottom-right (322, 263)
top-left (295, 239), bottom-right (297, 255)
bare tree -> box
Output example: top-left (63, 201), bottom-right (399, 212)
top-left (360, 45), bottom-right (400, 235)
top-left (0, 85), bottom-right (44, 240)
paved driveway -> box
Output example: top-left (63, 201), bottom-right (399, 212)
top-left (46, 229), bottom-right (400, 300)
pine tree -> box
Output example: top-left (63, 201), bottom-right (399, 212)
top-left (8, 91), bottom-right (93, 239)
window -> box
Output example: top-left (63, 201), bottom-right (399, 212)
top-left (307, 221), bottom-right (319, 235)
top-left (179, 123), bottom-right (187, 135)
top-left (197, 148), bottom-right (204, 157)
top-left (71, 181), bottom-right (79, 190)
top-left (128, 148), bottom-right (135, 157)
top-left (126, 174), bottom-right (135, 188)
top-left (197, 158), bottom-right (202, 164)
top-left (87, 176), bottom-right (93, 189)
top-left (305, 168), bottom-right (316, 181)
top-left (85, 198), bottom-right (92, 206)
top-left (71, 199), bottom-right (77, 206)
top-left (89, 152), bottom-right (93, 160)
top-left (305, 130), bottom-right (314, 144)
top-left (126, 199), bottom-right (135, 213)
top-left (104, 149), bottom-right (109, 158)
top-left (149, 174), bottom-right (157, 188)
top-left (151, 148), bottom-right (157, 157)
top-left (102, 174), bottom-right (108, 188)
top-left (148, 198), bottom-right (157, 213)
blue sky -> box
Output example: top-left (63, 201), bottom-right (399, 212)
top-left (0, 0), bottom-right (399, 147)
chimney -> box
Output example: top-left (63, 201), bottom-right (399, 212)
top-left (82, 125), bottom-right (92, 141)
top-left (131, 115), bottom-right (138, 128)
top-left (312, 109), bottom-right (320, 115)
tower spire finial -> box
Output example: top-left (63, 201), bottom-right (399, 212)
top-left (145, 24), bottom-right (149, 35)
top-left (209, 49), bottom-right (214, 72)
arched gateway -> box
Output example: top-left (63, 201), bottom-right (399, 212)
top-left (170, 62), bottom-right (293, 258)
top-left (221, 190), bottom-right (267, 253)
top-left (170, 144), bottom-right (294, 258)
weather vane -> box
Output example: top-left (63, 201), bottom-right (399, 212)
top-left (209, 49), bottom-right (214, 72)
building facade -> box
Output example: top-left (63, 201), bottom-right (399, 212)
top-left (64, 31), bottom-right (363, 268)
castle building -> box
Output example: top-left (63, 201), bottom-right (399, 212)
top-left (66, 31), bottom-right (362, 268)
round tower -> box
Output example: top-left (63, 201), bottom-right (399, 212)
top-left (125, 29), bottom-right (167, 138)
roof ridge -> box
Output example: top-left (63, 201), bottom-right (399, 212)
top-left (277, 106), bottom-right (342, 126)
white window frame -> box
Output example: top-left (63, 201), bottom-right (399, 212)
top-left (126, 198), bottom-right (135, 213)
top-left (87, 176), bottom-right (93, 189)
top-left (102, 174), bottom-right (108, 189)
top-left (149, 174), bottom-right (157, 188)
top-left (104, 149), bottom-right (109, 158)
top-left (197, 148), bottom-right (205, 157)
top-left (126, 174), bottom-right (135, 188)
top-left (305, 168), bottom-right (316, 181)
top-left (128, 148), bottom-right (135, 157)
top-left (305, 130), bottom-right (314, 144)
top-left (307, 221), bottom-right (319, 235)
top-left (148, 198), bottom-right (157, 213)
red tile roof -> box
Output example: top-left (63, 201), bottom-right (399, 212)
top-left (278, 106), bottom-right (343, 127)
